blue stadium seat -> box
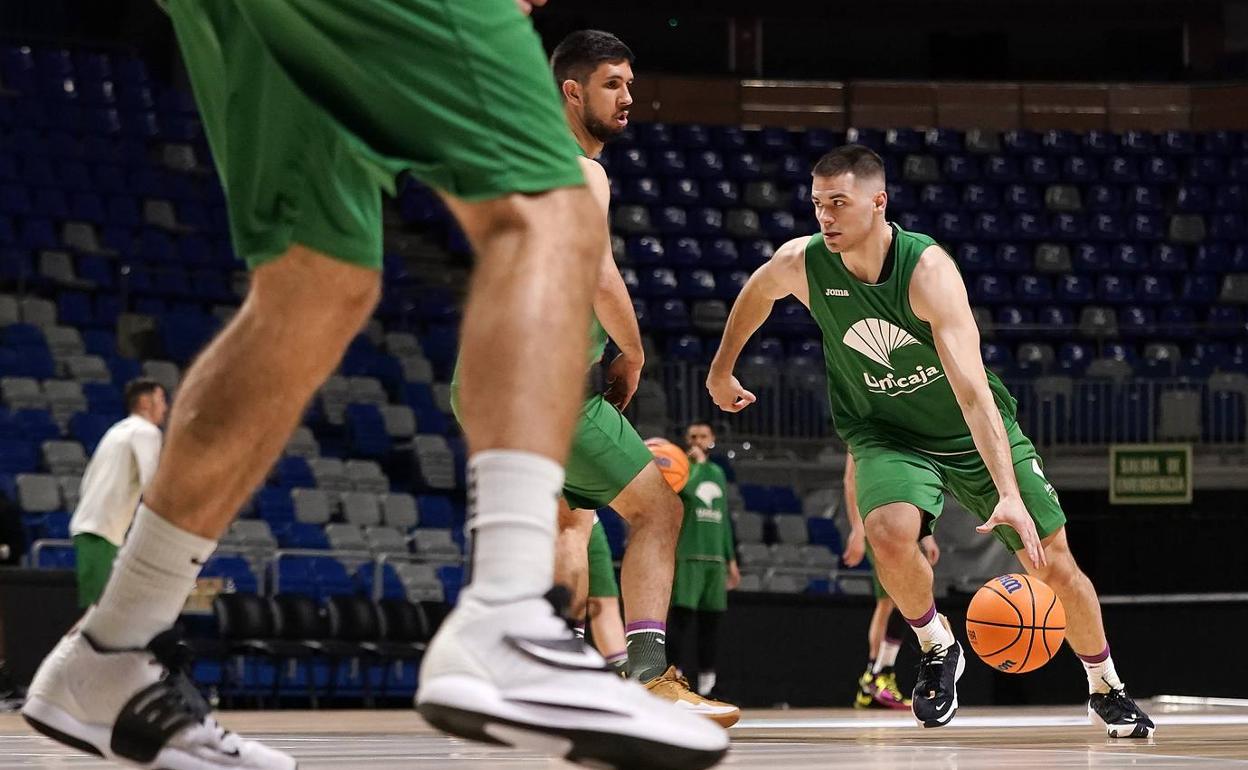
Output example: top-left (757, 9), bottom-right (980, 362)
top-left (1097, 274), bottom-right (1134, 304)
top-left (1056, 274), bottom-right (1094, 303)
top-left (962, 183), bottom-right (998, 211)
top-left (925, 128), bottom-right (962, 155)
top-left (651, 298), bottom-right (690, 331)
top-left (1062, 155), bottom-right (1098, 183)
top-left (1119, 305), bottom-right (1155, 337)
top-left (920, 184), bottom-right (957, 211)
top-left (704, 179), bottom-right (739, 207)
top-left (689, 150), bottom-right (725, 179)
top-left (995, 243), bottom-right (1031, 272)
top-left (1002, 130), bottom-right (1040, 155)
top-left (653, 149), bottom-right (687, 176)
top-left (1210, 213), bottom-right (1245, 241)
top-left (1208, 306), bottom-right (1243, 338)
top-left (1037, 305), bottom-right (1074, 337)
top-left (994, 306), bottom-right (1033, 338)
top-left (1141, 156), bottom-right (1178, 184)
top-left (973, 274), bottom-right (1011, 303)
top-left (729, 153), bottom-right (762, 180)
top-left (1135, 274), bottom-right (1173, 304)
top-left (984, 156), bottom-right (1020, 183)
top-left (973, 212), bottom-right (1008, 240)
top-left (935, 212), bottom-right (971, 241)
top-left (954, 242), bottom-right (991, 273)
top-left (716, 270), bottom-right (748, 300)
top-left (887, 183), bottom-right (917, 211)
top-left (1015, 274), bottom-right (1053, 304)
top-left (346, 404), bottom-right (391, 458)
top-left (1188, 156), bottom-right (1225, 184)
top-left (1091, 213), bottom-right (1125, 241)
top-left (637, 123), bottom-right (673, 148)
top-left (710, 126), bottom-right (747, 151)
top-left (1215, 184), bottom-right (1245, 211)
top-left (256, 487), bottom-right (295, 523)
top-left (1104, 156), bottom-right (1138, 183)
top-left (1023, 155), bottom-right (1059, 183)
top-left (943, 155), bottom-right (979, 182)
top-left (675, 124), bottom-right (710, 149)
top-left (666, 334), bottom-right (703, 361)
top-left (1121, 131), bottom-right (1155, 154)
top-left (664, 177), bottom-right (700, 206)
top-left (1127, 185), bottom-right (1163, 211)
top-left (1013, 212), bottom-right (1048, 240)
top-left (1042, 130), bottom-right (1079, 156)
top-left (1051, 212), bottom-right (1087, 240)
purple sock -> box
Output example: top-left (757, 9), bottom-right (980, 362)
top-left (904, 603), bottom-right (938, 628)
top-left (1076, 645), bottom-right (1110, 664)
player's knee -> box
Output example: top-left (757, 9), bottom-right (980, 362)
top-left (864, 515), bottom-right (910, 560)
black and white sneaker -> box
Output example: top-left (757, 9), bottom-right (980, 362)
top-left (911, 617), bottom-right (966, 728)
top-left (416, 594), bottom-right (729, 769)
top-left (1089, 687), bottom-right (1155, 738)
top-left (22, 627), bottom-right (294, 769)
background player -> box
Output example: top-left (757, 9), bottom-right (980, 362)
top-left (22, 3), bottom-right (728, 769)
top-left (69, 378), bottom-right (167, 608)
top-left (707, 144), bottom-right (1153, 738)
top-left (841, 454), bottom-right (938, 710)
top-left (667, 421), bottom-right (739, 698)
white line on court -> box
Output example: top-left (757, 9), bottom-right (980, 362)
top-left (736, 713), bottom-right (1248, 729)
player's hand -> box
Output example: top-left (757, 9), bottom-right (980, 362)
top-left (687, 445), bottom-right (708, 464)
top-left (977, 496), bottom-right (1046, 569)
top-left (726, 560), bottom-right (741, 590)
top-left (920, 535), bottom-right (940, 566)
top-left (842, 528), bottom-right (866, 567)
top-left (603, 352), bottom-right (642, 411)
top-left (707, 372), bottom-right (756, 413)
top-left (516, 0), bottom-right (546, 14)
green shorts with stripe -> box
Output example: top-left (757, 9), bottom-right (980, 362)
top-left (672, 559), bottom-right (727, 612)
top-left (851, 421), bottom-right (1066, 553)
top-left (73, 532), bottom-right (118, 609)
top-left (564, 394), bottom-right (653, 510)
top-left (587, 519), bottom-right (619, 598)
top-left (166, 0), bottom-right (583, 270)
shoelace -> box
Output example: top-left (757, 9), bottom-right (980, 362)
top-left (914, 644), bottom-right (947, 697)
top-left (1102, 688), bottom-right (1142, 719)
top-left (147, 631), bottom-right (241, 750)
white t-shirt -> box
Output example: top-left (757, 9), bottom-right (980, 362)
top-left (69, 414), bottom-right (163, 546)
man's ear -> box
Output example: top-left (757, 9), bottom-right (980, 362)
top-left (561, 79), bottom-right (581, 106)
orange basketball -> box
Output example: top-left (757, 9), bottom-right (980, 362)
top-left (966, 573), bottom-right (1066, 674)
top-left (645, 438), bottom-right (690, 493)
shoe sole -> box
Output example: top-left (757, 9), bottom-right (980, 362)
top-left (417, 674), bottom-right (727, 769)
top-left (22, 696), bottom-right (298, 770)
top-left (1088, 705), bottom-right (1156, 738)
top-left (916, 643), bottom-right (967, 729)
top-left (681, 705), bottom-right (740, 729)
top-left (417, 701), bottom-right (727, 770)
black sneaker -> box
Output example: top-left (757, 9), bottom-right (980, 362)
top-left (911, 629), bottom-right (965, 728)
top-left (1089, 687), bottom-right (1155, 738)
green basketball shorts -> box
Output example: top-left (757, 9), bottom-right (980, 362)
top-left (587, 519), bottom-right (619, 598)
top-left (563, 394), bottom-right (653, 510)
top-left (166, 0), bottom-right (584, 269)
top-left (73, 532), bottom-right (118, 608)
top-left (851, 421), bottom-right (1067, 553)
top-left (672, 558), bottom-right (728, 612)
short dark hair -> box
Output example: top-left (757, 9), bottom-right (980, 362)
top-left (812, 144), bottom-right (886, 182)
top-left (124, 378), bottom-right (164, 412)
top-left (686, 420), bottom-right (716, 434)
top-left (551, 30), bottom-right (634, 87)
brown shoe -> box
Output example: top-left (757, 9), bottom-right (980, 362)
top-left (644, 666), bottom-right (740, 728)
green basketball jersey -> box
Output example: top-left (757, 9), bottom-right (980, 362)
top-left (676, 460), bottom-right (735, 562)
top-left (803, 224), bottom-right (1017, 455)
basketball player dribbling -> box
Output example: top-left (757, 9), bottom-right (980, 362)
top-left (708, 144), bottom-right (1153, 737)
top-left (21, 2), bottom-right (727, 769)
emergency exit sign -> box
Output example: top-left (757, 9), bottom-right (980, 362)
top-left (1109, 444), bottom-right (1192, 505)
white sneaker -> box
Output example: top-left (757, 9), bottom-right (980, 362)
top-left (416, 594), bottom-right (729, 769)
top-left (22, 628), bottom-right (296, 770)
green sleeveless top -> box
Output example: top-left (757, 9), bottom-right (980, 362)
top-left (803, 224), bottom-right (1017, 455)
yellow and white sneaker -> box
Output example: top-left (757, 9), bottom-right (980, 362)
top-left (644, 666), bottom-right (741, 728)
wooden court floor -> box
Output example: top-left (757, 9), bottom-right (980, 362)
top-left (2, 701), bottom-right (1247, 768)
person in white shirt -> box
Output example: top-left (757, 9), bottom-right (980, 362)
top-left (70, 378), bottom-right (168, 607)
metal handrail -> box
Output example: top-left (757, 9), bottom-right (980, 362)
top-left (28, 537), bottom-right (73, 568)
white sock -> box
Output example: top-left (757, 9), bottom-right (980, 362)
top-left (698, 671), bottom-right (717, 696)
top-left (81, 504), bottom-right (216, 649)
top-left (463, 450), bottom-right (561, 604)
top-left (1079, 646), bottom-right (1124, 694)
top-left (910, 610), bottom-right (955, 653)
top-left (873, 638), bottom-right (901, 673)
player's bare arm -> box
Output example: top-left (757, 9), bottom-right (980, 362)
top-left (581, 157), bottom-right (644, 410)
top-left (842, 454), bottom-right (866, 567)
top-left (909, 246), bottom-right (1046, 568)
top-left (707, 237), bottom-right (809, 412)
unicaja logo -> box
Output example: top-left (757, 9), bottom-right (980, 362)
top-left (843, 318), bottom-right (946, 397)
